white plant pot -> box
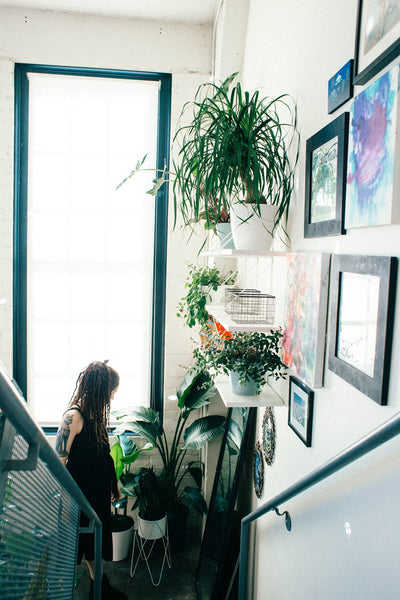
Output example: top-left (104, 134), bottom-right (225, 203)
top-left (137, 515), bottom-right (167, 540)
top-left (112, 525), bottom-right (134, 561)
top-left (216, 222), bottom-right (235, 249)
top-left (230, 370), bottom-right (258, 396)
top-left (231, 203), bottom-right (278, 251)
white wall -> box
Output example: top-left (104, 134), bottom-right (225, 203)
top-left (0, 6), bottom-right (211, 396)
top-left (216, 0), bottom-right (400, 597)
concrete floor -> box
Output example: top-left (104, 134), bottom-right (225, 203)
top-left (75, 528), bottom-right (200, 600)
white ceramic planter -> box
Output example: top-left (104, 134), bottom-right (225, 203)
top-left (230, 370), bottom-right (258, 396)
top-left (112, 525), bottom-right (134, 561)
top-left (231, 203), bottom-right (278, 251)
top-left (216, 222), bottom-right (235, 249)
top-left (137, 515), bottom-right (167, 541)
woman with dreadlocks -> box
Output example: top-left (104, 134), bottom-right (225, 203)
top-left (56, 360), bottom-right (127, 600)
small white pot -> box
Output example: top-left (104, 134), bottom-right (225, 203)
top-left (216, 222), bottom-right (235, 249)
top-left (231, 203), bottom-right (278, 251)
top-left (230, 370), bottom-right (258, 396)
top-left (112, 525), bottom-right (134, 561)
top-left (137, 515), bottom-right (167, 541)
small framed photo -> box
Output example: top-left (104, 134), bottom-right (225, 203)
top-left (288, 376), bottom-right (314, 447)
top-left (304, 112), bottom-right (349, 238)
top-left (354, 0), bottom-right (400, 85)
top-left (253, 441), bottom-right (264, 499)
top-left (328, 59), bottom-right (354, 114)
top-left (328, 254), bottom-right (398, 405)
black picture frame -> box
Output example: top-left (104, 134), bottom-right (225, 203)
top-left (328, 59), bottom-right (354, 114)
top-left (288, 376), bottom-right (314, 447)
top-left (328, 255), bottom-right (398, 405)
top-left (304, 112), bottom-right (349, 238)
top-left (354, 0), bottom-right (400, 85)
top-left (195, 407), bottom-right (255, 600)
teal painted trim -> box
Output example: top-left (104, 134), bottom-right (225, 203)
top-left (13, 64), bottom-right (29, 397)
top-left (13, 63), bottom-right (171, 415)
top-left (151, 73), bottom-right (171, 417)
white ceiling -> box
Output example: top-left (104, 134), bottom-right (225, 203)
top-left (0, 0), bottom-right (221, 24)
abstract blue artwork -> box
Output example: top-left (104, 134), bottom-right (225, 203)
top-left (346, 64), bottom-right (400, 228)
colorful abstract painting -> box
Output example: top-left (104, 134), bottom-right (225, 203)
top-left (346, 65), bottom-right (400, 228)
top-left (282, 253), bottom-right (331, 388)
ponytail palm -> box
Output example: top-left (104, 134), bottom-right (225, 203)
top-left (112, 368), bottom-right (225, 515)
top-left (173, 73), bottom-right (299, 237)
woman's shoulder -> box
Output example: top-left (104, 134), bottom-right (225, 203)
top-left (62, 406), bottom-right (84, 431)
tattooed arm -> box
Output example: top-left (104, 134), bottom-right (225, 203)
top-left (55, 409), bottom-right (83, 465)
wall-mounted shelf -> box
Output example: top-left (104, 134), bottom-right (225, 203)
top-left (214, 376), bottom-right (285, 407)
top-left (202, 249), bottom-right (288, 258)
top-left (206, 304), bottom-right (278, 333)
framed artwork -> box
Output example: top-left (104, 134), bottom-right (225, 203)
top-left (328, 59), bottom-right (354, 113)
top-left (262, 407), bottom-right (276, 466)
top-left (346, 65), bottom-right (400, 229)
top-left (328, 254), bottom-right (398, 405)
top-left (282, 253), bottom-right (331, 388)
top-left (304, 112), bottom-right (349, 237)
top-left (354, 0), bottom-right (400, 85)
top-left (253, 441), bottom-right (264, 499)
top-left (288, 376), bottom-right (314, 447)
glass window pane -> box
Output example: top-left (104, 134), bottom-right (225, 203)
top-left (27, 73), bottom-right (160, 424)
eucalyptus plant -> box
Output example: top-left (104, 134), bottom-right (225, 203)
top-left (172, 73), bottom-right (299, 236)
top-left (194, 330), bottom-right (287, 394)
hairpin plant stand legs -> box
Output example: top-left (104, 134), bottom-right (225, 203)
top-left (129, 525), bottom-right (172, 586)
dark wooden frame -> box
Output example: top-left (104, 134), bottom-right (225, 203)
top-left (328, 254), bottom-right (398, 405)
top-left (328, 59), bottom-right (354, 114)
top-left (354, 0), bottom-right (400, 85)
top-left (304, 112), bottom-right (349, 238)
top-left (288, 376), bottom-right (314, 447)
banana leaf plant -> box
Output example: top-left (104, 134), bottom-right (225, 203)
top-left (112, 367), bottom-right (225, 517)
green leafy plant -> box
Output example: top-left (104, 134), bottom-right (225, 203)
top-left (110, 431), bottom-right (154, 526)
top-left (177, 264), bottom-right (237, 328)
top-left (173, 73), bottom-right (299, 238)
top-left (116, 73), bottom-right (298, 242)
top-left (194, 330), bottom-right (287, 394)
top-left (112, 368), bottom-right (225, 519)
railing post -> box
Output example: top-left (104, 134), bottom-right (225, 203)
top-left (238, 520), bottom-right (250, 600)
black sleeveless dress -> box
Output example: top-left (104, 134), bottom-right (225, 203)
top-left (66, 407), bottom-right (118, 563)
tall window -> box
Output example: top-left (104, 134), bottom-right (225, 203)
top-left (14, 65), bottom-right (171, 427)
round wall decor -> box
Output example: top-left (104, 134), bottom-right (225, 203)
top-left (262, 407), bottom-right (276, 466)
top-left (253, 441), bottom-right (264, 499)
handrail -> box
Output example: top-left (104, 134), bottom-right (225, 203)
top-left (0, 361), bottom-right (102, 600)
top-left (238, 410), bottom-right (400, 599)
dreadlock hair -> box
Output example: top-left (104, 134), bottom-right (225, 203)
top-left (68, 361), bottom-right (120, 446)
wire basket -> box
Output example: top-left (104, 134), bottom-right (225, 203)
top-left (225, 289), bottom-right (276, 324)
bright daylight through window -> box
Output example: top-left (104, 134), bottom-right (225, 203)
top-left (24, 72), bottom-right (162, 425)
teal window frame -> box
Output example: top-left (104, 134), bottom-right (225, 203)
top-left (13, 63), bottom-right (171, 425)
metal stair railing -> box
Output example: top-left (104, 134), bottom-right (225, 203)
top-left (0, 360), bottom-right (102, 600)
top-left (238, 410), bottom-right (400, 599)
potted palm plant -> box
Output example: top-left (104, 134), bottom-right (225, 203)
top-left (116, 74), bottom-right (298, 251)
top-left (112, 367), bottom-right (225, 550)
top-left (194, 330), bottom-right (287, 396)
top-left (173, 73), bottom-right (299, 248)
